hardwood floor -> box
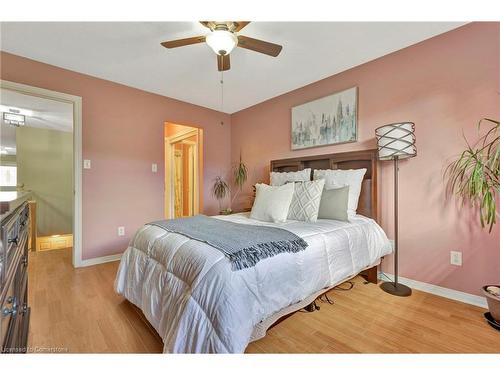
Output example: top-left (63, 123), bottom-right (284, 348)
top-left (28, 248), bottom-right (162, 353)
top-left (28, 248), bottom-right (500, 353)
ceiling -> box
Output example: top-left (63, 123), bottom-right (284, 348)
top-left (0, 88), bottom-right (73, 155)
top-left (0, 22), bottom-right (465, 113)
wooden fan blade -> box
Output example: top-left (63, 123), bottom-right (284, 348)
top-left (217, 54), bottom-right (230, 71)
top-left (200, 21), bottom-right (216, 30)
top-left (237, 35), bottom-right (282, 57)
top-left (161, 36), bottom-right (206, 49)
top-left (233, 21), bottom-right (250, 32)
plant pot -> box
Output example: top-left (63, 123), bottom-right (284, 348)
top-left (482, 285), bottom-right (500, 322)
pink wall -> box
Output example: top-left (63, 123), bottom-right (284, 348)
top-left (231, 23), bottom-right (500, 296)
top-left (0, 51), bottom-right (231, 260)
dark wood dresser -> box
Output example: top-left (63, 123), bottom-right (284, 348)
top-left (0, 194), bottom-right (31, 353)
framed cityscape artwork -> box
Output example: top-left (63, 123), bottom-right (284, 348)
top-left (291, 86), bottom-right (358, 150)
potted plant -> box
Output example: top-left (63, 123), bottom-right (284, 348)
top-left (212, 155), bottom-right (248, 215)
top-left (212, 176), bottom-right (230, 215)
top-left (445, 117), bottom-right (499, 327)
top-left (230, 154), bottom-right (248, 210)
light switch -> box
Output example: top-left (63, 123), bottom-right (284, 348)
top-left (152, 163), bottom-right (158, 173)
top-left (83, 159), bottom-right (91, 169)
top-left (450, 251), bottom-right (462, 266)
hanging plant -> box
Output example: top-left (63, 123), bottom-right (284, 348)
top-left (445, 118), bottom-right (499, 232)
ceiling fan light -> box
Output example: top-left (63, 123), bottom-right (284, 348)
top-left (206, 30), bottom-right (237, 56)
top-left (3, 112), bottom-right (25, 127)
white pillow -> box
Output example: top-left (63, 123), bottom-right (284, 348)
top-left (250, 183), bottom-right (295, 223)
top-left (270, 168), bottom-right (311, 186)
top-left (287, 180), bottom-right (325, 222)
top-left (313, 168), bottom-right (367, 218)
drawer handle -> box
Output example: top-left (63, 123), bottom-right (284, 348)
top-left (2, 306), bottom-right (17, 317)
top-left (8, 236), bottom-right (18, 245)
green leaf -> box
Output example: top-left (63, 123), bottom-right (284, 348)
top-left (445, 117), bottom-right (499, 232)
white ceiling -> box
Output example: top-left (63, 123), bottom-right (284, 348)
top-left (0, 22), bottom-right (465, 113)
top-left (0, 88), bottom-right (73, 155)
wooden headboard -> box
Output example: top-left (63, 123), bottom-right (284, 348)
top-left (270, 149), bottom-right (378, 220)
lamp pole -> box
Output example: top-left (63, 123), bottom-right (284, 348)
top-left (394, 155), bottom-right (399, 288)
top-left (375, 122), bottom-right (416, 297)
top-left (380, 154), bottom-right (412, 296)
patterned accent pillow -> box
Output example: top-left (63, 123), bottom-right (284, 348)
top-left (287, 179), bottom-right (325, 222)
top-left (270, 168), bottom-right (311, 186)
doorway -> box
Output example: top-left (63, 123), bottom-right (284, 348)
top-left (0, 80), bottom-right (83, 267)
top-left (164, 123), bottom-right (203, 219)
top-left (1, 86), bottom-right (74, 252)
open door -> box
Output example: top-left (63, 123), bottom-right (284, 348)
top-left (164, 123), bottom-right (203, 219)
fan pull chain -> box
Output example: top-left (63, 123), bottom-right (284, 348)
top-left (220, 71), bottom-right (224, 125)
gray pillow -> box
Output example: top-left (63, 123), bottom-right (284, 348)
top-left (318, 186), bottom-right (350, 221)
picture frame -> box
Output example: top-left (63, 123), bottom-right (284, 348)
top-left (291, 86), bottom-right (358, 150)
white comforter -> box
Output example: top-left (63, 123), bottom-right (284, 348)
top-left (114, 213), bottom-right (391, 353)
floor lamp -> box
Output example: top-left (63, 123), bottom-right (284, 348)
top-left (375, 122), bottom-right (416, 297)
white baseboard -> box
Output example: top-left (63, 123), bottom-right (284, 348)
top-left (78, 253), bottom-right (123, 267)
top-left (74, 256), bottom-right (488, 308)
top-left (379, 272), bottom-right (488, 309)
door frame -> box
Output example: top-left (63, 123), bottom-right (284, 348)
top-left (164, 129), bottom-right (200, 219)
top-left (0, 79), bottom-right (83, 267)
top-left (172, 146), bottom-right (184, 218)
top-left (185, 140), bottom-right (196, 216)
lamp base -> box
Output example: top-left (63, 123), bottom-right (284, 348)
top-left (380, 281), bottom-right (412, 297)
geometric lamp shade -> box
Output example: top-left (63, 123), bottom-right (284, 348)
top-left (375, 122), bottom-right (417, 161)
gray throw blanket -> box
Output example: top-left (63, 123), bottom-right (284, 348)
top-left (148, 215), bottom-right (308, 271)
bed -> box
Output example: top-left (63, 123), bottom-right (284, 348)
top-left (114, 149), bottom-right (392, 353)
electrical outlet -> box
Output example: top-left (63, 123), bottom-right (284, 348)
top-left (83, 159), bottom-right (91, 169)
top-left (118, 226), bottom-right (125, 236)
top-left (450, 251), bottom-right (462, 266)
top-left (152, 163), bottom-right (158, 173)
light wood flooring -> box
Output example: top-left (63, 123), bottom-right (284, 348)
top-left (28, 248), bottom-right (500, 353)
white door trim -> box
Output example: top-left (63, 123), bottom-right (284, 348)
top-left (0, 79), bottom-right (84, 268)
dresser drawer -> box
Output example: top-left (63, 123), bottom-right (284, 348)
top-left (5, 284), bottom-right (28, 353)
top-left (0, 245), bottom-right (4, 287)
top-left (1, 203), bottom-right (27, 280)
top-left (0, 200), bottom-right (30, 354)
top-left (15, 258), bottom-right (28, 317)
top-left (1, 276), bottom-right (17, 351)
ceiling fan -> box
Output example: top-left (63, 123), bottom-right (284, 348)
top-left (160, 21), bottom-right (283, 71)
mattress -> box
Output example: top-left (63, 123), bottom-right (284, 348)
top-left (114, 213), bottom-right (392, 353)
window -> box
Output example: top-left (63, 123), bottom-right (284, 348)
top-left (0, 166), bottom-right (17, 187)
